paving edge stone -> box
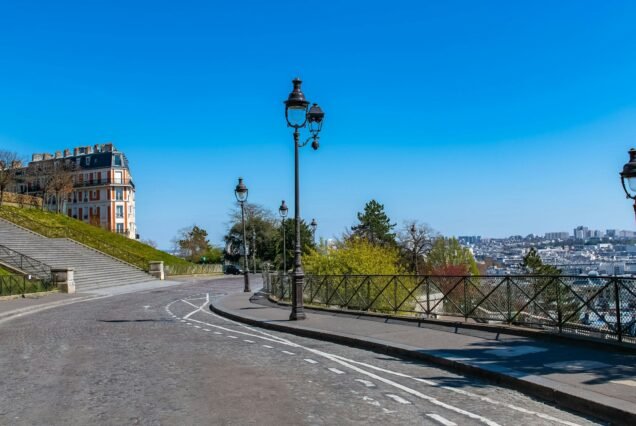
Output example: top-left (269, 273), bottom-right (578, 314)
top-left (210, 296), bottom-right (636, 426)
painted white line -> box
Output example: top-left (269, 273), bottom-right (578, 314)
top-left (427, 413), bottom-right (457, 426)
top-left (243, 339), bottom-right (255, 343)
top-left (304, 359), bottom-right (318, 364)
top-left (386, 394), bottom-right (411, 404)
top-left (180, 320), bottom-right (186, 323)
top-left (355, 379), bottom-right (376, 388)
top-left (282, 350), bottom-right (295, 355)
top-left (362, 396), bottom-right (381, 407)
top-left (203, 329), bottom-right (211, 332)
top-left (213, 332), bottom-right (222, 335)
top-left (194, 325), bottom-right (201, 329)
top-left (227, 335), bottom-right (238, 339)
top-left (263, 345), bottom-right (274, 349)
top-left (328, 368), bottom-right (345, 375)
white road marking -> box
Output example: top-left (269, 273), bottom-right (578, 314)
top-left (427, 413), bottom-right (457, 426)
top-left (227, 335), bottom-right (238, 339)
top-left (328, 368), bottom-right (345, 375)
top-left (382, 408), bottom-right (396, 414)
top-left (243, 339), bottom-right (255, 343)
top-left (355, 379), bottom-right (376, 388)
top-left (362, 396), bottom-right (381, 407)
top-left (213, 332), bottom-right (222, 335)
top-left (171, 293), bottom-right (583, 426)
top-left (386, 394), bottom-right (411, 404)
top-left (304, 359), bottom-right (318, 364)
top-left (282, 350), bottom-right (295, 355)
top-left (611, 379), bottom-right (636, 387)
top-left (180, 320), bottom-right (186, 323)
top-left (203, 329), bottom-right (211, 332)
top-left (194, 325), bottom-right (201, 329)
top-left (263, 345), bottom-right (273, 349)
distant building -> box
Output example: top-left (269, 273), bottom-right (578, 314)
top-left (545, 232), bottom-right (570, 240)
top-left (13, 143), bottom-right (137, 239)
top-left (573, 226), bottom-right (590, 240)
top-left (458, 236), bottom-right (481, 245)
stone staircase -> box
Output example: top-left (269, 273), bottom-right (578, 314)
top-left (0, 218), bottom-right (156, 291)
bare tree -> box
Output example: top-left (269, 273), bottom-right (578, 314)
top-left (397, 220), bottom-right (436, 274)
top-left (0, 150), bottom-right (21, 207)
top-left (48, 161), bottom-right (78, 213)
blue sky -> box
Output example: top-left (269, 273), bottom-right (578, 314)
top-left (2, 1), bottom-right (636, 248)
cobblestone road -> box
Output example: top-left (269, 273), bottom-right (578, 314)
top-left (0, 277), bottom-right (602, 425)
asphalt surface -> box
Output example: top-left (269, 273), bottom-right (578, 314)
top-left (0, 276), bottom-right (603, 425)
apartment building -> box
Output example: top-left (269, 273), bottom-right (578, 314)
top-left (13, 143), bottom-right (137, 239)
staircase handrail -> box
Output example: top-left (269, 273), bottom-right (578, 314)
top-left (0, 243), bottom-right (52, 280)
top-left (0, 208), bottom-right (149, 271)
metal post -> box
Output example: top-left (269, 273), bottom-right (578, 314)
top-left (240, 201), bottom-right (250, 292)
top-left (282, 217), bottom-right (287, 273)
top-left (252, 228), bottom-right (257, 273)
top-left (426, 276), bottom-right (431, 318)
top-left (614, 278), bottom-right (623, 343)
top-left (506, 277), bottom-right (512, 324)
top-left (290, 129), bottom-right (306, 320)
top-left (556, 279), bottom-right (562, 333)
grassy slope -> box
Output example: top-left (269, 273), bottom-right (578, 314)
top-left (0, 206), bottom-right (188, 267)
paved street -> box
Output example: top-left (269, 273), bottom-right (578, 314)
top-left (0, 277), bottom-right (601, 425)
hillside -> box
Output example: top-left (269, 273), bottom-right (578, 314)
top-left (0, 205), bottom-right (189, 271)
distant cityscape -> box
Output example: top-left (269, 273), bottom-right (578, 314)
top-left (459, 226), bottom-right (636, 276)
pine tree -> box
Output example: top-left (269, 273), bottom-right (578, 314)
top-left (350, 200), bottom-right (396, 246)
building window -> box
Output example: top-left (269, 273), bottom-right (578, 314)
top-left (116, 205), bottom-right (124, 218)
top-left (114, 155), bottom-right (122, 167)
top-left (115, 188), bottom-right (123, 201)
top-left (116, 223), bottom-right (124, 233)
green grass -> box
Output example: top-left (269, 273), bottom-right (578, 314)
top-left (0, 266), bottom-right (13, 276)
top-left (0, 205), bottom-right (189, 270)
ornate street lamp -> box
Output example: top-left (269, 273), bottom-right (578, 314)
top-left (620, 148), bottom-right (636, 221)
top-left (234, 177), bottom-right (250, 292)
top-left (279, 200), bottom-right (288, 272)
top-left (284, 78), bottom-right (325, 320)
top-left (310, 218), bottom-right (317, 243)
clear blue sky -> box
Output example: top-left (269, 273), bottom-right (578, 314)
top-left (2, 1), bottom-right (636, 248)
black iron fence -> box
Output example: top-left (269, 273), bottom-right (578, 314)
top-left (0, 274), bottom-right (55, 296)
top-left (263, 273), bottom-right (636, 345)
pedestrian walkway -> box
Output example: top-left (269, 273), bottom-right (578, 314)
top-left (211, 290), bottom-right (636, 425)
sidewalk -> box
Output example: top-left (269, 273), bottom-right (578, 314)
top-left (211, 291), bottom-right (636, 425)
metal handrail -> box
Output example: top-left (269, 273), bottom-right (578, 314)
top-left (266, 273), bottom-right (636, 345)
top-left (0, 208), bottom-right (149, 271)
top-left (0, 244), bottom-right (52, 280)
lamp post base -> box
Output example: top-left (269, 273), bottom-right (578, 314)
top-left (289, 308), bottom-right (306, 321)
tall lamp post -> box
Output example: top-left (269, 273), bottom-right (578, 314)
top-left (410, 223), bottom-right (418, 274)
top-left (284, 77), bottom-right (325, 320)
top-left (252, 228), bottom-right (257, 273)
top-left (310, 218), bottom-right (317, 243)
top-left (234, 177), bottom-right (250, 292)
top-left (620, 148), bottom-right (636, 221)
top-left (279, 200), bottom-right (288, 272)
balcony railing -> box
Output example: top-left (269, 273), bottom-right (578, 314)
top-left (264, 273), bottom-right (636, 345)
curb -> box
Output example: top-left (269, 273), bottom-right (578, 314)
top-left (210, 295), bottom-right (636, 426)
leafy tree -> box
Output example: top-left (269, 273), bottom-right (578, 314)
top-left (0, 151), bottom-right (20, 207)
top-left (521, 248), bottom-right (560, 275)
top-left (397, 220), bottom-right (436, 273)
top-left (423, 237), bottom-right (479, 276)
top-left (224, 203), bottom-right (279, 268)
top-left (304, 237), bottom-right (402, 275)
top-left (176, 225), bottom-right (211, 263)
top-left (350, 199), bottom-right (396, 246)
top-left (272, 218), bottom-right (316, 271)
top-left (200, 246), bottom-right (223, 264)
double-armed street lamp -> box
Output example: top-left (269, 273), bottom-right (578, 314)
top-left (234, 177), bottom-right (250, 292)
top-left (284, 77), bottom-right (325, 320)
top-left (279, 200), bottom-right (288, 273)
top-left (620, 148), bottom-right (636, 221)
top-left (310, 218), bottom-right (317, 243)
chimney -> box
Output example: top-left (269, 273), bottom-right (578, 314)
top-left (10, 160), bottom-right (22, 168)
top-left (86, 146), bottom-right (92, 154)
top-left (55, 151), bottom-right (62, 159)
top-left (103, 143), bottom-right (113, 152)
top-left (94, 144), bottom-right (100, 153)
top-left (73, 147), bottom-right (80, 156)
top-left (32, 153), bottom-right (43, 162)
top-left (43, 153), bottom-right (53, 160)
top-left (64, 149), bottom-right (71, 157)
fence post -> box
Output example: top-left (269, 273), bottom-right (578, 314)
top-left (463, 277), bottom-right (468, 322)
top-left (394, 277), bottom-right (398, 314)
top-left (556, 278), bottom-right (562, 334)
top-left (426, 276), bottom-right (431, 318)
top-left (614, 278), bottom-right (623, 343)
top-left (23, 275), bottom-right (26, 297)
top-left (344, 276), bottom-right (348, 309)
top-left (506, 277), bottom-right (512, 324)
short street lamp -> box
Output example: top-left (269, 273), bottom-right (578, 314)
top-left (310, 218), bottom-right (317, 243)
top-left (284, 77), bottom-right (325, 320)
top-left (620, 148), bottom-right (636, 221)
top-left (409, 223), bottom-right (418, 274)
top-left (234, 177), bottom-right (250, 292)
top-left (279, 200), bottom-right (288, 272)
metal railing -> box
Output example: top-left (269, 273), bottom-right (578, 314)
top-left (265, 273), bottom-right (636, 345)
top-left (0, 274), bottom-right (55, 296)
top-left (0, 244), bottom-right (52, 280)
top-left (0, 208), bottom-right (149, 271)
